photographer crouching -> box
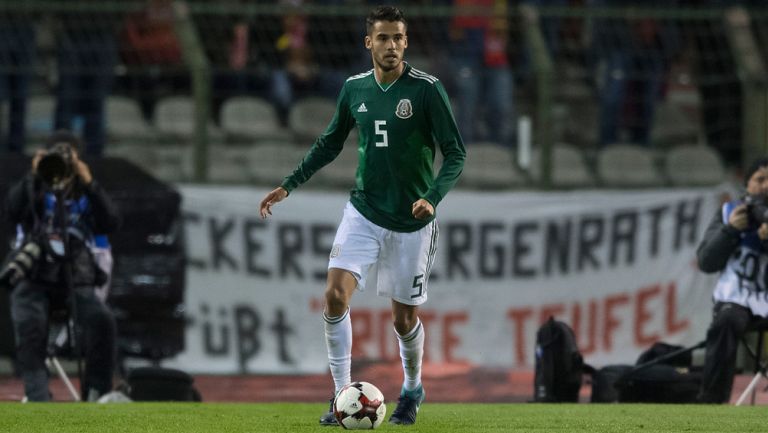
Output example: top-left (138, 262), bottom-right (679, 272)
top-left (1, 130), bottom-right (120, 401)
top-left (697, 157), bottom-right (768, 403)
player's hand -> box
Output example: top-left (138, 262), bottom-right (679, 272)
top-left (728, 204), bottom-right (749, 231)
top-left (259, 187), bottom-right (288, 219)
top-left (412, 199), bottom-right (434, 220)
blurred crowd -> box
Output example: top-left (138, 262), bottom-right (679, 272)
top-left (0, 0), bottom-right (764, 166)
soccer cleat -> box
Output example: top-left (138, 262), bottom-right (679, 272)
top-left (319, 396), bottom-right (338, 426)
top-left (389, 385), bottom-right (425, 425)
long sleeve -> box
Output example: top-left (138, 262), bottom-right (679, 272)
top-left (423, 81), bottom-right (465, 207)
top-left (5, 175), bottom-right (37, 228)
top-left (696, 209), bottom-right (741, 273)
top-left (281, 84), bottom-right (355, 193)
top-left (84, 180), bottom-right (121, 234)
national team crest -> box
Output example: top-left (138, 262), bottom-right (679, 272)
top-left (395, 99), bottom-right (413, 119)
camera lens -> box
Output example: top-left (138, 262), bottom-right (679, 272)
top-left (37, 152), bottom-right (69, 187)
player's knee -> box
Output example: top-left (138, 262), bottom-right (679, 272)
top-left (324, 284), bottom-right (348, 316)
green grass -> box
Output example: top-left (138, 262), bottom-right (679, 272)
top-left (0, 403), bottom-right (764, 433)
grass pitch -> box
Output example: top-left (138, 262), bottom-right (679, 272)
top-left (0, 402), bottom-right (764, 433)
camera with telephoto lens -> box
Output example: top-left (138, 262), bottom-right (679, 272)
top-left (0, 241), bottom-right (42, 289)
top-left (37, 142), bottom-right (75, 189)
top-left (743, 193), bottom-right (768, 228)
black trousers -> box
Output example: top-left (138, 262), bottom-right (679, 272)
top-left (10, 280), bottom-right (116, 401)
top-left (699, 302), bottom-right (755, 403)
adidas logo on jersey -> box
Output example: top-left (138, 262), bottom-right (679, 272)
top-left (357, 103), bottom-right (368, 112)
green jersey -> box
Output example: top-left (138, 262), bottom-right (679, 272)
top-left (281, 63), bottom-right (466, 232)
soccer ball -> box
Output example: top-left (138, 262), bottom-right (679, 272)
top-left (333, 382), bottom-right (387, 429)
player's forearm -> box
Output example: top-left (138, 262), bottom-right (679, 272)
top-left (281, 139), bottom-right (343, 192)
top-left (425, 144), bottom-right (465, 206)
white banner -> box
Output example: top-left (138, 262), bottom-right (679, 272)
top-left (164, 186), bottom-right (723, 374)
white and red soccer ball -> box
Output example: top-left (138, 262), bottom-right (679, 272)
top-left (333, 382), bottom-right (387, 429)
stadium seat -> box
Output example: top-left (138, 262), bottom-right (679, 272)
top-left (651, 101), bottom-right (699, 146)
top-left (208, 145), bottom-right (251, 184)
top-left (104, 143), bottom-right (156, 170)
top-left (459, 142), bottom-right (528, 189)
top-left (529, 142), bottom-right (596, 188)
top-left (663, 144), bottom-right (726, 186)
top-left (106, 95), bottom-right (155, 141)
top-left (288, 97), bottom-right (337, 141)
top-left (246, 142), bottom-right (310, 184)
top-left (110, 144), bottom-right (192, 182)
top-left (153, 96), bottom-right (222, 142)
top-left (219, 96), bottom-right (291, 143)
top-left (150, 144), bottom-right (193, 182)
top-left (563, 102), bottom-right (598, 146)
top-left (596, 143), bottom-right (665, 187)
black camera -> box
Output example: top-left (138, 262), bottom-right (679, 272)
top-left (37, 142), bottom-right (75, 189)
top-left (0, 241), bottom-right (42, 289)
top-left (744, 193), bottom-right (768, 228)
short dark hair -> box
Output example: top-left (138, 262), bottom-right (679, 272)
top-left (46, 129), bottom-right (81, 152)
top-left (366, 5), bottom-right (407, 35)
top-left (745, 157), bottom-right (768, 185)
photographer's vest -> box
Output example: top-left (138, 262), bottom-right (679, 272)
top-left (13, 191), bottom-right (108, 287)
top-left (713, 201), bottom-right (768, 317)
top-left (15, 192), bottom-right (95, 249)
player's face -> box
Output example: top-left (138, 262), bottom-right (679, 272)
top-left (747, 166), bottom-right (768, 196)
top-left (365, 20), bottom-right (408, 72)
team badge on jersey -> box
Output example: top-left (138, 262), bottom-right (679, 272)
top-left (330, 244), bottom-right (341, 258)
top-left (395, 99), bottom-right (413, 119)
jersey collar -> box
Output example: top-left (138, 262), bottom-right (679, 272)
top-left (375, 62), bottom-right (410, 93)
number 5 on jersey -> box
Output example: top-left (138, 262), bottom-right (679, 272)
top-left (375, 120), bottom-right (388, 147)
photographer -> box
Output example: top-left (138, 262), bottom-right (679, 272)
top-left (696, 157), bottom-right (768, 403)
top-left (4, 130), bottom-right (120, 401)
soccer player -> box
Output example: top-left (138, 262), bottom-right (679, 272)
top-left (259, 5), bottom-right (465, 426)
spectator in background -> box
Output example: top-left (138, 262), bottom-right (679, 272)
top-left (518, 0), bottom-right (567, 83)
top-left (309, 0), bottom-right (364, 96)
top-left (590, 0), bottom-right (679, 147)
top-left (0, 13), bottom-right (36, 153)
top-left (270, 0), bottom-right (316, 125)
top-left (54, 6), bottom-right (119, 156)
top-left (120, 0), bottom-right (188, 120)
top-left (522, 0), bottom-right (567, 58)
top-left (195, 1), bottom-right (260, 121)
top-left (680, 0), bottom-right (745, 166)
top-left (696, 158), bottom-right (768, 403)
top-left (450, 0), bottom-right (515, 147)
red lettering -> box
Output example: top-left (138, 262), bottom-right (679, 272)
top-left (442, 312), bottom-right (468, 363)
top-left (634, 284), bottom-right (661, 346)
top-left (378, 310), bottom-right (398, 362)
top-left (352, 309), bottom-right (373, 358)
top-left (507, 308), bottom-right (533, 366)
top-left (665, 282), bottom-right (689, 334)
top-left (572, 300), bottom-right (598, 355)
top-left (419, 311), bottom-right (437, 362)
top-left (603, 294), bottom-right (629, 351)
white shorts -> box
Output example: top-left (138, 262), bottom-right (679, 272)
top-left (328, 202), bottom-right (438, 305)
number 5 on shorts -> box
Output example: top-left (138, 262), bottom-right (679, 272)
top-left (411, 274), bottom-right (424, 299)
